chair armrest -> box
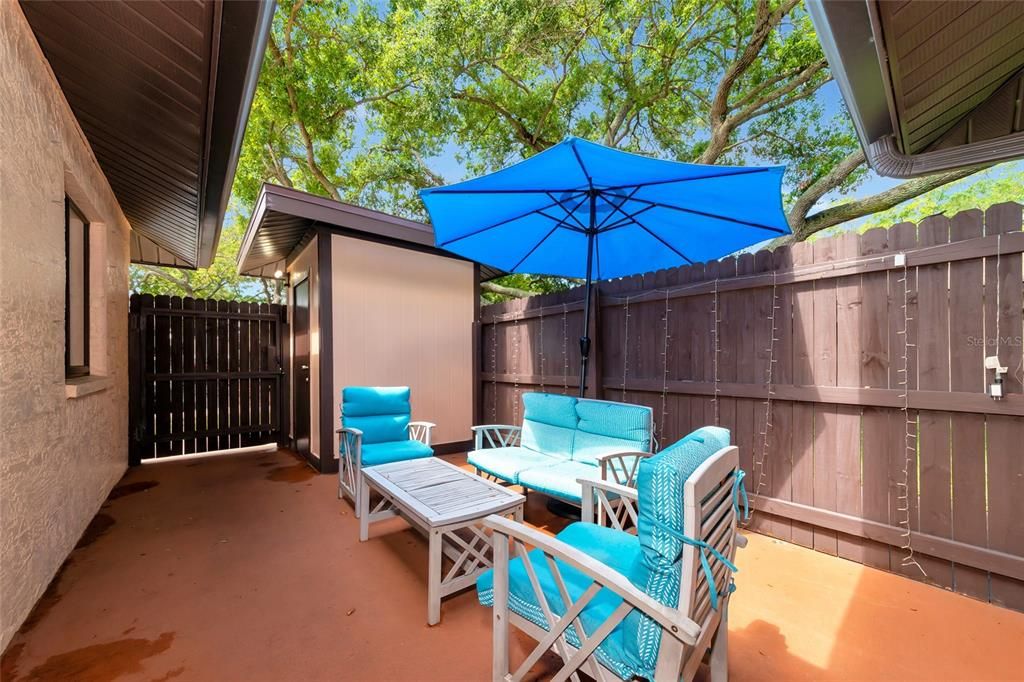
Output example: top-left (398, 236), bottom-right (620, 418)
top-left (577, 477), bottom-right (639, 501)
top-left (484, 515), bottom-right (700, 645)
top-left (577, 477), bottom-right (639, 529)
top-left (471, 424), bottom-right (521, 450)
top-left (337, 427), bottom-right (363, 474)
top-left (408, 421), bottom-right (435, 446)
top-left (595, 450), bottom-right (652, 487)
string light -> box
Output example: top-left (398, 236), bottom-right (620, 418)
top-left (538, 312), bottom-right (545, 392)
top-left (512, 313), bottom-right (520, 425)
top-left (659, 289), bottom-right (671, 448)
top-left (711, 277), bottom-right (721, 425)
top-left (562, 303), bottom-right (569, 393)
top-left (896, 255), bottom-right (926, 576)
top-left (744, 272), bottom-right (779, 527)
top-left (491, 317), bottom-right (498, 422)
top-left (621, 296), bottom-right (631, 402)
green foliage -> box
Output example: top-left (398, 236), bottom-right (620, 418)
top-left (195, 0), bottom-right (999, 303)
top-left (810, 163), bottom-right (1024, 239)
top-left (481, 274), bottom-right (577, 304)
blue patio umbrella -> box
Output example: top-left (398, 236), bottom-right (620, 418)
top-left (420, 137), bottom-right (790, 397)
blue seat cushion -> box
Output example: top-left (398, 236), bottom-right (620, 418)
top-left (468, 447), bottom-right (559, 483)
top-left (572, 400), bottom-right (652, 465)
top-left (520, 393), bottom-right (578, 456)
top-left (360, 439), bottom-right (433, 467)
top-left (478, 522), bottom-right (647, 680)
top-left (517, 460), bottom-right (601, 503)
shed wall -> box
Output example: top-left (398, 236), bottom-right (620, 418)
top-left (330, 235), bottom-right (475, 449)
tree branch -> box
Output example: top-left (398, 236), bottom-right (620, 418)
top-left (137, 265), bottom-right (196, 296)
top-left (794, 165), bottom-right (989, 240)
top-left (699, 0), bottom-right (800, 163)
top-left (482, 280), bottom-right (532, 298)
top-left (269, 34), bottom-right (341, 200)
top-left (787, 148), bottom-right (866, 229)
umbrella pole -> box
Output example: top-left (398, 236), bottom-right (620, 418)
top-left (578, 193), bottom-right (596, 398)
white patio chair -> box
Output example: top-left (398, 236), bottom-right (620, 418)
top-left (480, 441), bottom-right (747, 681)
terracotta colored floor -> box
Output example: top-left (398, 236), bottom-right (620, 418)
top-left (3, 448), bottom-right (1022, 681)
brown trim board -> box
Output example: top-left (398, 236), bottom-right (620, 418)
top-left (317, 228), bottom-right (338, 474)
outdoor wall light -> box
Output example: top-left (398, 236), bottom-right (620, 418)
top-left (986, 356), bottom-right (1008, 400)
top-left (274, 269), bottom-right (284, 279)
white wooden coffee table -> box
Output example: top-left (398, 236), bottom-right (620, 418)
top-left (359, 457), bottom-right (525, 625)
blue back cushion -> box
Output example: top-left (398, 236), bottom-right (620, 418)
top-left (342, 386), bottom-right (411, 444)
top-left (520, 392), bottom-right (577, 456)
top-left (625, 431), bottom-right (728, 670)
top-left (572, 400), bottom-right (652, 465)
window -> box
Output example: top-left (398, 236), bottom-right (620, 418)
top-left (65, 198), bottom-right (89, 378)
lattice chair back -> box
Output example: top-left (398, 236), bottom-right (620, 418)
top-left (653, 443), bottom-right (741, 680)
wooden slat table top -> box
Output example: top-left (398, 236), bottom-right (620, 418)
top-left (363, 457), bottom-right (524, 528)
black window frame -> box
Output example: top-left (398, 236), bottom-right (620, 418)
top-left (65, 197), bottom-right (90, 379)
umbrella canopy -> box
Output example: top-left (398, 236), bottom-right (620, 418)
top-left (420, 137), bottom-right (790, 280)
top-left (420, 136), bottom-right (791, 396)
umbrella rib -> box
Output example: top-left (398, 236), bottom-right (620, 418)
top-left (598, 203), bottom-right (657, 232)
top-left (569, 139), bottom-right (593, 188)
top-left (544, 191), bottom-right (589, 230)
top-left (508, 222), bottom-right (565, 273)
top-left (623, 196), bottom-right (788, 235)
top-left (595, 187), bottom-right (642, 229)
top-left (600, 166), bottom-right (774, 192)
top-left (596, 192), bottom-right (693, 264)
top-left (631, 216), bottom-right (695, 265)
top-left (537, 210), bottom-right (588, 233)
top-left (436, 197), bottom-right (571, 247)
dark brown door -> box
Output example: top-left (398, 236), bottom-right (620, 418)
top-left (293, 278), bottom-right (311, 456)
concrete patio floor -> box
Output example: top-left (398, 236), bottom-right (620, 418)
top-left (2, 448), bottom-right (1022, 682)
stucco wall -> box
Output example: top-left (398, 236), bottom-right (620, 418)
top-left (0, 2), bottom-right (131, 652)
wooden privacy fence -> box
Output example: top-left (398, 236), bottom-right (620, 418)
top-left (479, 203), bottom-right (1024, 611)
top-left (128, 294), bottom-right (288, 464)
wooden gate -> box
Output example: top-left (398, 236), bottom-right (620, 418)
top-left (128, 294), bottom-right (288, 464)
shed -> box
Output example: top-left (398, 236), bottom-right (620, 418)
top-left (237, 184), bottom-right (484, 473)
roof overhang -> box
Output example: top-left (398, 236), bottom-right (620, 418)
top-left (807, 0), bottom-right (1024, 178)
top-left (236, 184), bottom-right (503, 281)
top-left (21, 0), bottom-right (275, 268)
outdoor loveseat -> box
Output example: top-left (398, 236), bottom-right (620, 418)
top-left (468, 393), bottom-right (654, 503)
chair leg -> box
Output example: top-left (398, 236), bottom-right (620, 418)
top-left (353, 470), bottom-right (363, 519)
top-left (709, 606), bottom-right (729, 682)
